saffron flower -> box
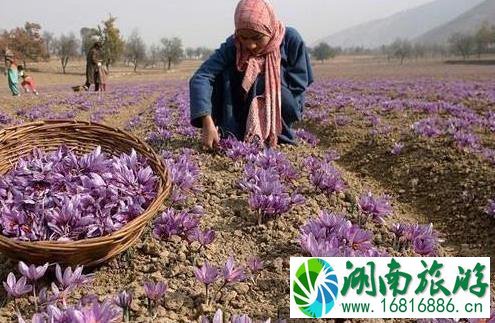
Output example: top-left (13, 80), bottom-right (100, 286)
top-left (358, 191), bottom-right (393, 223)
top-left (195, 261), bottom-right (219, 305)
top-left (222, 256), bottom-right (246, 284)
top-left (3, 272), bottom-right (32, 298)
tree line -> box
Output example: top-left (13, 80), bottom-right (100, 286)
top-left (310, 22), bottom-right (495, 64)
top-left (0, 16), bottom-right (214, 74)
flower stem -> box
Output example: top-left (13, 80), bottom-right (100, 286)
top-left (214, 281), bottom-right (227, 302)
top-left (13, 298), bottom-right (19, 315)
top-left (257, 210), bottom-right (263, 226)
top-left (205, 284), bottom-right (209, 305)
top-left (33, 282), bottom-right (38, 311)
top-left (124, 308), bottom-right (130, 322)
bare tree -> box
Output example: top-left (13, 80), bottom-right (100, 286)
top-left (147, 44), bottom-right (161, 68)
top-left (185, 47), bottom-right (195, 59)
top-left (53, 33), bottom-right (79, 74)
top-left (42, 31), bottom-right (54, 57)
top-left (160, 37), bottom-right (184, 70)
top-left (475, 22), bottom-right (493, 58)
top-left (412, 43), bottom-right (426, 60)
top-left (448, 32), bottom-right (475, 60)
top-left (125, 29), bottom-right (146, 72)
top-left (193, 47), bottom-right (202, 59)
top-left (389, 39), bottom-right (413, 64)
top-left (197, 47), bottom-right (214, 60)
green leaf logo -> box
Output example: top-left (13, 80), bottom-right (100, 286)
top-left (293, 258), bottom-right (339, 318)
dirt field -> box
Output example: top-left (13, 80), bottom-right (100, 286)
top-left (0, 56), bottom-right (493, 322)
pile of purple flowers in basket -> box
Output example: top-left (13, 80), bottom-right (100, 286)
top-left (0, 145), bottom-right (158, 241)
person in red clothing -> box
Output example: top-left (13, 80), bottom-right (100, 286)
top-left (17, 65), bottom-right (39, 95)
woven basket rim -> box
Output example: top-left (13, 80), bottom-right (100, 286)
top-left (0, 119), bottom-right (170, 249)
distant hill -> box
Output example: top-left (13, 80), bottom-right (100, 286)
top-left (316, 0), bottom-right (485, 49)
top-left (415, 0), bottom-right (495, 44)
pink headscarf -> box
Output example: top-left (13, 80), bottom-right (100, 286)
top-left (234, 0), bottom-right (285, 147)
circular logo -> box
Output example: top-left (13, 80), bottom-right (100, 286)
top-left (292, 258), bottom-right (339, 318)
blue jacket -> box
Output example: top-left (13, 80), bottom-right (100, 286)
top-left (189, 27), bottom-right (313, 144)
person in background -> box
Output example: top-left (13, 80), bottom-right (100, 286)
top-left (17, 65), bottom-right (39, 95)
top-left (4, 55), bottom-right (20, 96)
top-left (189, 0), bottom-right (313, 149)
top-left (84, 37), bottom-right (103, 91)
top-left (98, 64), bottom-right (108, 92)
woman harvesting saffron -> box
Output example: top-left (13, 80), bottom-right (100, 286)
top-left (189, 0), bottom-right (313, 149)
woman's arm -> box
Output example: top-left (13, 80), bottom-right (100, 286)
top-left (281, 27), bottom-right (314, 124)
top-left (189, 37), bottom-right (235, 128)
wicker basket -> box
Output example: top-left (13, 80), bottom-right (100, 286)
top-left (0, 120), bottom-right (171, 266)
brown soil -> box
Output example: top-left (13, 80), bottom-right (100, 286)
top-left (0, 57), bottom-right (493, 322)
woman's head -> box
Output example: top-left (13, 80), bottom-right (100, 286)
top-left (234, 0), bottom-right (282, 55)
top-left (236, 29), bottom-right (270, 55)
top-left (91, 36), bottom-right (102, 49)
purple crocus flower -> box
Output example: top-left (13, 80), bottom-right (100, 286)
top-left (3, 272), bottom-right (33, 298)
top-left (55, 264), bottom-right (89, 289)
top-left (252, 149), bottom-right (299, 181)
top-left (223, 257), bottom-right (246, 284)
top-left (17, 312), bottom-right (46, 323)
top-left (412, 235), bottom-right (437, 256)
top-left (301, 233), bottom-right (341, 257)
top-left (18, 261), bottom-right (48, 282)
top-left (195, 261), bottom-right (219, 305)
top-left (390, 142), bottom-right (404, 155)
top-left (0, 111), bottom-right (12, 125)
top-left (304, 156), bottom-right (346, 195)
top-left (299, 211), bottom-right (382, 257)
top-left (219, 137), bottom-right (260, 162)
top-left (295, 129), bottom-right (320, 147)
top-left (143, 281), bottom-right (167, 301)
top-left (468, 310), bottom-right (495, 323)
top-left (195, 262), bottom-right (219, 286)
top-left (324, 150), bottom-right (340, 162)
top-left (485, 200), bottom-right (495, 218)
top-left (79, 294), bottom-right (99, 307)
top-left (197, 229), bottom-right (216, 247)
top-left (334, 115), bottom-right (352, 127)
top-left (390, 223), bottom-right (408, 238)
top-left (162, 152), bottom-right (200, 204)
top-left (344, 225), bottom-right (375, 255)
top-left (231, 314), bottom-right (253, 323)
top-left (115, 290), bottom-right (133, 309)
top-left (358, 191), bottom-right (393, 223)
top-left (199, 308), bottom-right (224, 323)
top-left (0, 145), bottom-right (158, 241)
top-left (47, 305), bottom-right (85, 323)
top-left (453, 130), bottom-right (479, 150)
top-left (413, 118), bottom-right (444, 138)
top-left (247, 257), bottom-right (264, 273)
top-left (395, 223), bottom-right (439, 256)
top-left (38, 284), bottom-right (61, 306)
top-left (240, 165), bottom-right (303, 224)
top-left (81, 299), bottom-right (122, 323)
top-left (153, 207), bottom-right (210, 245)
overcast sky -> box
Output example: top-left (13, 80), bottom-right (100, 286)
top-left (0, 0), bottom-right (435, 48)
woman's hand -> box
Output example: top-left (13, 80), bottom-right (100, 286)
top-left (201, 115), bottom-right (220, 150)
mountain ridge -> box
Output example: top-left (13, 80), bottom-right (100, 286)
top-left (316, 0), bottom-right (485, 48)
top-left (415, 0), bottom-right (495, 44)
